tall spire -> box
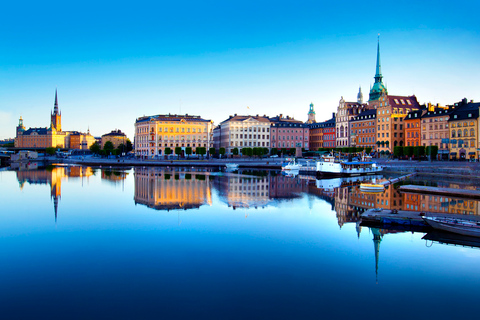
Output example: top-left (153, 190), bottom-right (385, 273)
top-left (375, 36), bottom-right (382, 80)
top-left (357, 86), bottom-right (363, 104)
top-left (53, 88), bottom-right (59, 115)
top-left (369, 35), bottom-right (388, 101)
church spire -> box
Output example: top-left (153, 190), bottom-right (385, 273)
top-left (53, 88), bottom-right (59, 115)
top-left (375, 36), bottom-right (382, 81)
top-left (357, 86), bottom-right (363, 104)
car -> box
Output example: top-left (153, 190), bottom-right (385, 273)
top-left (270, 155), bottom-right (279, 158)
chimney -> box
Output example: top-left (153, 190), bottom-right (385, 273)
top-left (279, 114), bottom-right (283, 119)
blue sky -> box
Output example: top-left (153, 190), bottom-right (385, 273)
top-left (1, 0), bottom-right (479, 140)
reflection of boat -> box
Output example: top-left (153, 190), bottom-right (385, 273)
top-left (360, 183), bottom-right (385, 192)
top-left (315, 175), bottom-right (382, 191)
top-left (282, 169), bottom-right (299, 177)
top-left (225, 163), bottom-right (239, 170)
top-left (423, 216), bottom-right (480, 237)
top-left (282, 160), bottom-right (301, 171)
top-left (423, 230), bottom-right (480, 249)
top-left (316, 155), bottom-right (383, 176)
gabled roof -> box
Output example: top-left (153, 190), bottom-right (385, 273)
top-left (387, 95), bottom-right (420, 109)
top-left (449, 102), bottom-right (480, 121)
top-left (351, 109), bottom-right (376, 122)
top-left (404, 109), bottom-right (425, 120)
top-left (422, 107), bottom-right (454, 119)
top-left (220, 115), bottom-right (271, 125)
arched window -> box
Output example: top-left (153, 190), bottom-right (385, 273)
top-left (458, 130), bottom-right (462, 137)
top-left (471, 129), bottom-right (475, 137)
top-left (464, 129), bottom-right (468, 137)
top-left (452, 131), bottom-right (456, 138)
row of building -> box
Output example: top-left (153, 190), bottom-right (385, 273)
top-left (14, 90), bottom-right (130, 151)
top-left (13, 39), bottom-right (479, 160)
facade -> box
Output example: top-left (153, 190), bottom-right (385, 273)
top-left (374, 94), bottom-right (421, 154)
top-left (69, 131), bottom-right (96, 150)
top-left (309, 114), bottom-right (335, 149)
top-left (350, 109), bottom-right (376, 149)
top-left (270, 115), bottom-right (309, 150)
top-left (420, 105), bottom-right (452, 160)
top-left (335, 92), bottom-right (369, 147)
top-left (404, 109), bottom-right (424, 147)
top-left (448, 101), bottom-right (479, 160)
top-left (15, 90), bottom-right (94, 150)
top-left (134, 114), bottom-right (214, 158)
top-left (101, 129), bottom-right (127, 149)
top-left (215, 114), bottom-right (271, 155)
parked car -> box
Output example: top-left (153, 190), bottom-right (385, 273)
top-left (270, 155), bottom-right (279, 158)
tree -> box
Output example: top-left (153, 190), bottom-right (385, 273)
top-left (270, 148), bottom-right (278, 156)
top-left (365, 147), bottom-right (372, 154)
top-left (232, 148), bottom-right (239, 156)
top-left (426, 146), bottom-right (438, 160)
top-left (241, 147), bottom-right (252, 157)
top-left (104, 141), bottom-right (114, 155)
top-left (175, 147), bottom-right (182, 159)
top-left (394, 146), bottom-right (404, 158)
top-left (263, 148), bottom-right (269, 156)
top-left (125, 139), bottom-right (133, 152)
top-left (281, 148), bottom-right (287, 156)
top-left (209, 147), bottom-right (216, 157)
top-left (290, 148), bottom-right (296, 156)
top-left (185, 147), bottom-right (192, 158)
top-left (90, 142), bottom-right (101, 155)
top-left (219, 147), bottom-right (226, 157)
top-left (197, 147), bottom-right (206, 158)
top-left (165, 147), bottom-right (173, 157)
top-left (45, 147), bottom-right (56, 155)
top-left (404, 146), bottom-right (414, 158)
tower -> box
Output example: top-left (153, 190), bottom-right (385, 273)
top-left (357, 86), bottom-right (363, 104)
top-left (307, 102), bottom-right (316, 124)
top-left (16, 116), bottom-right (25, 136)
top-left (368, 37), bottom-right (388, 101)
top-left (51, 89), bottom-right (62, 132)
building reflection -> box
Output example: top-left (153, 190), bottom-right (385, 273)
top-left (212, 174), bottom-right (271, 209)
top-left (16, 165), bottom-right (93, 223)
top-left (134, 167), bottom-right (212, 211)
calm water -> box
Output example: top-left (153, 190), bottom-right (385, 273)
top-left (1, 165), bottom-right (479, 319)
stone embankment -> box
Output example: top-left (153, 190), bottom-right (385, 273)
top-left (379, 159), bottom-right (480, 177)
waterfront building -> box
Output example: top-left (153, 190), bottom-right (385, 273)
top-left (420, 104), bottom-right (452, 160)
top-left (350, 109), bottom-right (376, 150)
top-left (69, 130), bottom-right (96, 150)
top-left (448, 99), bottom-right (479, 160)
top-left (404, 109), bottom-right (425, 147)
top-left (306, 103), bottom-right (316, 124)
top-left (134, 168), bottom-right (212, 210)
top-left (309, 114), bottom-right (335, 150)
top-left (335, 91), bottom-right (369, 147)
top-left (270, 114), bottom-right (309, 151)
top-left (215, 114), bottom-right (271, 155)
top-left (373, 95), bottom-right (421, 155)
top-left (15, 90), bottom-right (94, 150)
top-left (134, 114), bottom-right (214, 158)
top-left (101, 129), bottom-right (127, 149)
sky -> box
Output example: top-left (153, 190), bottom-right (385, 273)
top-left (1, 0), bottom-right (479, 140)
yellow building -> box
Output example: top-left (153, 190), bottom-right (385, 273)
top-left (135, 114), bottom-right (214, 158)
top-left (448, 101), bottom-right (478, 160)
top-left (101, 129), bottom-right (127, 149)
top-left (15, 90), bottom-right (95, 150)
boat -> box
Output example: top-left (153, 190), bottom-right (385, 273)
top-left (359, 183), bottom-right (385, 192)
top-left (282, 159), bottom-right (301, 171)
top-left (316, 155), bottom-right (383, 176)
top-left (423, 216), bottom-right (480, 237)
top-left (224, 163), bottom-right (239, 170)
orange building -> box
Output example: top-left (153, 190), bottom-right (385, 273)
top-left (404, 109), bottom-right (424, 147)
top-left (350, 109), bottom-right (376, 150)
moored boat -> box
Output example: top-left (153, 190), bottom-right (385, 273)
top-left (423, 216), bottom-right (480, 237)
top-left (225, 163), bottom-right (239, 170)
top-left (282, 159), bottom-right (301, 171)
top-left (316, 155), bottom-right (383, 176)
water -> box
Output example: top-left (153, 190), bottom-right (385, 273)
top-left (1, 165), bottom-right (479, 319)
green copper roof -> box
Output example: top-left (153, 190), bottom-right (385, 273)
top-left (369, 37), bottom-right (387, 101)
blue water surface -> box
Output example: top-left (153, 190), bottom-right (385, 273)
top-left (0, 166), bottom-right (479, 319)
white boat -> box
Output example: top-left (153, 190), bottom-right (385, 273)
top-left (423, 216), bottom-right (480, 237)
top-left (225, 163), bottom-right (239, 170)
top-left (316, 155), bottom-right (382, 176)
top-left (359, 183), bottom-right (385, 192)
top-left (282, 160), bottom-right (301, 171)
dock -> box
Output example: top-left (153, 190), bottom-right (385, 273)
top-left (361, 208), bottom-right (480, 230)
top-left (399, 185), bottom-right (480, 199)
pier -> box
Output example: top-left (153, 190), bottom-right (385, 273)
top-left (399, 185), bottom-right (480, 199)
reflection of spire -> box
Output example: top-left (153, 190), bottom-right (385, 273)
top-left (53, 195), bottom-right (59, 224)
top-left (356, 220), bottom-right (362, 238)
top-left (372, 228), bottom-right (382, 284)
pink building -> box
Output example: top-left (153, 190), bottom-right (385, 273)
top-left (269, 114), bottom-right (309, 150)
